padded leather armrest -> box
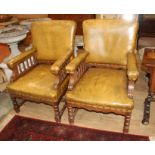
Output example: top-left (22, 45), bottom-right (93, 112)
top-left (51, 50), bottom-right (73, 74)
top-left (127, 52), bottom-right (139, 81)
top-left (66, 49), bottom-right (89, 74)
top-left (7, 48), bottom-right (37, 69)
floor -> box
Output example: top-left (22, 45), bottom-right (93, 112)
top-left (0, 53), bottom-right (155, 140)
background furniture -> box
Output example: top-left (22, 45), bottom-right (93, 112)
top-left (6, 20), bottom-right (76, 122)
top-left (65, 19), bottom-right (139, 133)
top-left (142, 48), bottom-right (155, 124)
top-left (48, 14), bottom-right (95, 35)
top-left (138, 15), bottom-right (155, 60)
top-left (0, 25), bottom-right (29, 81)
top-left (138, 14), bottom-right (155, 48)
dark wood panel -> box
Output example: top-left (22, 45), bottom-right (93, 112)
top-left (48, 14), bottom-right (95, 35)
top-left (139, 15), bottom-right (155, 37)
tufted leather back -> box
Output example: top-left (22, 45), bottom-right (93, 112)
top-left (31, 20), bottom-right (76, 62)
top-left (83, 19), bottom-right (138, 65)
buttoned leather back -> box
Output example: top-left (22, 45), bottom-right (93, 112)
top-left (31, 20), bottom-right (76, 61)
top-left (83, 19), bottom-right (138, 65)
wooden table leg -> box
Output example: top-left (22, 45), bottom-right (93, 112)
top-left (142, 92), bottom-right (154, 125)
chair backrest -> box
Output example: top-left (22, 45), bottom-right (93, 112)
top-left (83, 19), bottom-right (139, 65)
top-left (31, 20), bottom-right (76, 62)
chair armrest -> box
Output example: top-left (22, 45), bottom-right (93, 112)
top-left (51, 50), bottom-right (73, 75)
top-left (127, 52), bottom-right (139, 81)
top-left (66, 49), bottom-right (89, 74)
top-left (7, 48), bottom-right (37, 69)
top-left (7, 48), bottom-right (37, 81)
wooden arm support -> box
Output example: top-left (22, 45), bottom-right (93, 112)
top-left (51, 51), bottom-right (73, 74)
top-left (65, 50), bottom-right (89, 90)
top-left (127, 52), bottom-right (139, 99)
top-left (51, 51), bottom-right (74, 89)
top-left (127, 52), bottom-right (139, 81)
top-left (66, 50), bottom-right (89, 74)
top-left (7, 48), bottom-right (37, 81)
top-left (53, 68), bottom-right (68, 89)
top-left (128, 80), bottom-right (135, 99)
top-left (68, 61), bottom-right (88, 90)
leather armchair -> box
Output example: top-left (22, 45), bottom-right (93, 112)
top-left (65, 19), bottom-right (139, 133)
top-left (7, 20), bottom-right (76, 123)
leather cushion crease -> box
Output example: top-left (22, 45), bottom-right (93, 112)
top-left (31, 20), bottom-right (76, 61)
top-left (66, 68), bottom-right (133, 110)
top-left (7, 64), bottom-right (69, 103)
top-left (83, 19), bottom-right (138, 65)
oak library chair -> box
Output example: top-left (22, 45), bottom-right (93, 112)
top-left (65, 19), bottom-right (139, 133)
top-left (7, 20), bottom-right (76, 123)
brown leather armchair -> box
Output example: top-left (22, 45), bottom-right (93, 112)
top-left (65, 19), bottom-right (139, 133)
top-left (7, 20), bottom-right (76, 122)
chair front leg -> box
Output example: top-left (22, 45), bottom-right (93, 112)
top-left (67, 105), bottom-right (75, 125)
top-left (11, 96), bottom-right (20, 113)
top-left (123, 112), bottom-right (132, 134)
top-left (53, 104), bottom-right (61, 123)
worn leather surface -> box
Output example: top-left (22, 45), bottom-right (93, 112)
top-left (51, 50), bottom-right (73, 74)
top-left (31, 20), bottom-right (76, 61)
top-left (66, 50), bottom-right (89, 73)
top-left (127, 52), bottom-right (139, 81)
top-left (83, 19), bottom-right (138, 65)
top-left (66, 68), bottom-right (133, 110)
top-left (7, 64), bottom-right (69, 103)
top-left (7, 48), bottom-right (36, 69)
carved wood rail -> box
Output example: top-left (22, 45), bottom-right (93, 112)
top-left (11, 53), bottom-right (37, 81)
top-left (53, 55), bottom-right (72, 89)
top-left (53, 69), bottom-right (67, 89)
top-left (68, 61), bottom-right (88, 90)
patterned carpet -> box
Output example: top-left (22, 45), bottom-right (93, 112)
top-left (0, 115), bottom-right (149, 141)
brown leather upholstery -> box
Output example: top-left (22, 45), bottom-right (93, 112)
top-left (7, 20), bottom-right (76, 123)
top-left (7, 48), bottom-right (36, 69)
top-left (66, 50), bottom-right (89, 73)
top-left (8, 64), bottom-right (69, 103)
top-left (66, 68), bottom-right (133, 110)
top-left (127, 52), bottom-right (139, 80)
top-left (65, 19), bottom-right (139, 133)
top-left (83, 19), bottom-right (138, 65)
top-left (31, 20), bottom-right (76, 61)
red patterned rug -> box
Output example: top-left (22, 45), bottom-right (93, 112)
top-left (0, 115), bottom-right (149, 141)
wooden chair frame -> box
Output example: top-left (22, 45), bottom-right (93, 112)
top-left (8, 50), bottom-right (73, 123)
top-left (66, 60), bottom-right (136, 133)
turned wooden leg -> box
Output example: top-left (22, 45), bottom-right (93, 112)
top-left (53, 104), bottom-right (60, 123)
top-left (142, 93), bottom-right (153, 125)
top-left (68, 105), bottom-right (74, 125)
top-left (123, 113), bottom-right (131, 134)
top-left (11, 96), bottom-right (20, 113)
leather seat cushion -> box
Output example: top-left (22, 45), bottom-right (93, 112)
top-left (66, 68), bottom-right (133, 110)
top-left (7, 64), bottom-right (69, 103)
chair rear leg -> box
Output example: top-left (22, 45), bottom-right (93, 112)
top-left (53, 104), bottom-right (61, 123)
top-left (11, 96), bottom-right (20, 113)
top-left (67, 105), bottom-right (74, 125)
top-left (123, 113), bottom-right (131, 134)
